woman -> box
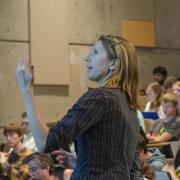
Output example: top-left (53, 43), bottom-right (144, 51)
top-left (0, 123), bottom-right (32, 180)
top-left (145, 82), bottom-right (165, 119)
top-left (16, 35), bottom-right (141, 179)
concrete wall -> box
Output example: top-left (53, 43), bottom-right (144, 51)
top-left (0, 0), bottom-right (180, 131)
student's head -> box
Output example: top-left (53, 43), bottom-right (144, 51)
top-left (173, 81), bottom-right (180, 99)
top-left (161, 93), bottom-right (178, 117)
top-left (163, 76), bottom-right (177, 94)
top-left (152, 66), bottom-right (168, 85)
top-left (3, 123), bottom-right (24, 148)
top-left (146, 82), bottom-right (162, 104)
top-left (86, 35), bottom-right (139, 109)
top-left (24, 153), bottom-right (54, 180)
top-left (21, 112), bottom-right (30, 134)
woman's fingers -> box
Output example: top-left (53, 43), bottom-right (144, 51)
top-left (20, 56), bottom-right (29, 73)
top-left (52, 149), bottom-right (68, 156)
top-left (16, 56), bottom-right (33, 90)
top-left (16, 56), bottom-right (28, 75)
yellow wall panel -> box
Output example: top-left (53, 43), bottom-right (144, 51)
top-left (122, 20), bottom-right (155, 47)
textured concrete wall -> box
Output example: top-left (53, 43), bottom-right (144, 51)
top-left (137, 48), bottom-right (180, 89)
top-left (124, 0), bottom-right (155, 20)
top-left (0, 42), bottom-right (28, 125)
top-left (68, 0), bottom-right (124, 43)
top-left (0, 0), bottom-right (180, 130)
top-left (137, 0), bottom-right (180, 89)
top-left (0, 0), bottom-right (28, 40)
top-left (0, 0), bottom-right (29, 140)
top-left (124, 0), bottom-right (180, 89)
top-left (0, 0), bottom-right (29, 127)
top-left (155, 0), bottom-right (180, 48)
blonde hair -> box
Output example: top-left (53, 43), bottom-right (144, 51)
top-left (161, 93), bottom-right (178, 106)
top-left (147, 82), bottom-right (162, 110)
top-left (99, 35), bottom-right (139, 109)
top-left (174, 81), bottom-right (180, 87)
top-left (4, 123), bottom-right (24, 137)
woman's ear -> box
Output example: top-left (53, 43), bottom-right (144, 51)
top-left (109, 59), bottom-right (119, 71)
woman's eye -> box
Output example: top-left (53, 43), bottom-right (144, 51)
top-left (94, 49), bottom-right (99, 55)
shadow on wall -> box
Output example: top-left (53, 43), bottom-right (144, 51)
top-left (34, 85), bottom-right (69, 96)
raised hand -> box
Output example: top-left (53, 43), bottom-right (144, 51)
top-left (16, 56), bottom-right (33, 92)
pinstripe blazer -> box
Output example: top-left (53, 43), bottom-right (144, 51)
top-left (45, 88), bottom-right (142, 180)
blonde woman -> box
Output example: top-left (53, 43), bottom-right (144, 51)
top-left (16, 35), bottom-right (141, 179)
top-left (145, 82), bottom-right (165, 119)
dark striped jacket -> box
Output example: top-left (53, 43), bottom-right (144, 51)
top-left (45, 88), bottom-right (142, 180)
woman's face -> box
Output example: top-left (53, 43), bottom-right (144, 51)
top-left (146, 87), bottom-right (157, 102)
top-left (173, 84), bottom-right (180, 99)
top-left (86, 40), bottom-right (110, 83)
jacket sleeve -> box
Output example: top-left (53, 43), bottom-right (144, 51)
top-left (45, 89), bottom-right (105, 152)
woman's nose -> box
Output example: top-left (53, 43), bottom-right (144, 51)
top-left (86, 56), bottom-right (91, 62)
top-left (86, 52), bottom-right (93, 62)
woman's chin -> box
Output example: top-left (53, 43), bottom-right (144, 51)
top-left (88, 77), bottom-right (97, 82)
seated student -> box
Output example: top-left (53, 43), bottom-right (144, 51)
top-left (163, 76), bottom-right (177, 94)
top-left (24, 152), bottom-right (58, 180)
top-left (0, 123), bottom-right (32, 180)
top-left (145, 82), bottom-right (165, 119)
top-left (139, 139), bottom-right (166, 171)
top-left (21, 112), bottom-right (38, 152)
top-left (173, 81), bottom-right (180, 115)
top-left (152, 66), bottom-right (168, 86)
top-left (147, 93), bottom-right (180, 143)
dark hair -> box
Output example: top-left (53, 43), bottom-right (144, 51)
top-left (138, 126), bottom-right (149, 153)
top-left (24, 152), bottom-right (54, 175)
top-left (3, 123), bottom-right (24, 137)
top-left (139, 141), bottom-right (148, 153)
top-left (21, 112), bottom-right (27, 118)
top-left (152, 66), bottom-right (168, 76)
